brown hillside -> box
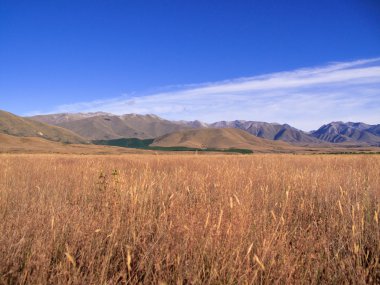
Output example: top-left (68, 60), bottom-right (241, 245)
top-left (0, 110), bottom-right (88, 144)
top-left (151, 128), bottom-right (297, 152)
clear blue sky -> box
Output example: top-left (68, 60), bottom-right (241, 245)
top-left (1, 0), bottom-right (379, 128)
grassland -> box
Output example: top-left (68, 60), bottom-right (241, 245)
top-left (0, 154), bottom-right (379, 284)
top-left (0, 133), bottom-right (151, 155)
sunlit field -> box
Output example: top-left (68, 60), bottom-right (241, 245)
top-left (1, 154), bottom-right (379, 284)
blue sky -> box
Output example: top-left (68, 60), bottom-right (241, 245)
top-left (1, 0), bottom-right (379, 130)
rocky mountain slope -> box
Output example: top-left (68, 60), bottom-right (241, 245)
top-left (210, 120), bottom-right (320, 143)
top-left (311, 122), bottom-right (380, 146)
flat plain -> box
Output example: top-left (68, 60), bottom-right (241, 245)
top-left (1, 153), bottom-right (379, 284)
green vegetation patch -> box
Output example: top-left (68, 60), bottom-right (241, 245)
top-left (93, 138), bottom-right (253, 154)
top-left (93, 138), bottom-right (154, 148)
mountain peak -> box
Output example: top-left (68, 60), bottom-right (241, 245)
top-left (311, 121), bottom-right (380, 145)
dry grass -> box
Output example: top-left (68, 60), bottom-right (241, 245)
top-left (0, 154), bottom-right (379, 284)
top-left (0, 133), bottom-right (150, 155)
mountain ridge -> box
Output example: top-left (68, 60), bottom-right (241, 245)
top-left (29, 113), bottom-right (192, 140)
top-left (310, 121), bottom-right (380, 146)
top-left (27, 112), bottom-right (380, 146)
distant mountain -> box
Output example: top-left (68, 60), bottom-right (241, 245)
top-left (311, 122), bottom-right (380, 146)
top-left (29, 113), bottom-right (192, 140)
top-left (29, 113), bottom-right (317, 143)
top-left (30, 112), bottom-right (112, 125)
top-left (175, 120), bottom-right (210, 128)
top-left (0, 110), bottom-right (88, 144)
top-left (151, 128), bottom-right (296, 152)
top-left (368, 125), bottom-right (380, 137)
top-left (209, 120), bottom-right (320, 143)
top-left (28, 112), bottom-right (380, 146)
top-left (57, 115), bottom-right (146, 140)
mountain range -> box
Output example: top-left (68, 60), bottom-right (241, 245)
top-left (208, 121), bottom-right (321, 144)
top-left (1, 110), bottom-right (379, 154)
top-left (28, 112), bottom-right (380, 146)
top-left (30, 112), bottom-right (192, 140)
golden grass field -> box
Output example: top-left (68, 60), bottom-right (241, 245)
top-left (0, 153), bottom-right (379, 284)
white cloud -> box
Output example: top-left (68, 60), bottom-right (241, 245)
top-left (51, 57), bottom-right (380, 130)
